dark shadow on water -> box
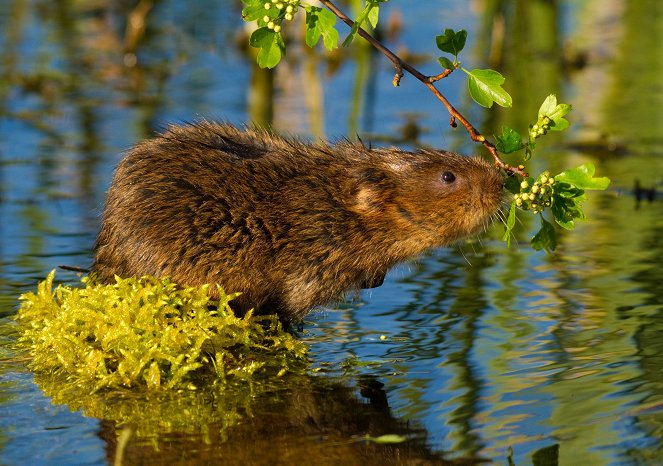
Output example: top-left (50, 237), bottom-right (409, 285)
top-left (33, 371), bottom-right (489, 466)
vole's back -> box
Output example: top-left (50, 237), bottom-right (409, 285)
top-left (93, 122), bottom-right (504, 322)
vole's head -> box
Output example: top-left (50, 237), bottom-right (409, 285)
top-left (349, 148), bottom-right (505, 247)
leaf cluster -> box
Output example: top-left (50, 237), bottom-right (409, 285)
top-left (495, 95), bottom-right (573, 159)
top-left (435, 28), bottom-right (511, 108)
top-left (15, 271), bottom-right (308, 392)
top-left (503, 163), bottom-right (610, 252)
top-left (243, 0), bottom-right (340, 69)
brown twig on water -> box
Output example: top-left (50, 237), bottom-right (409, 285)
top-left (59, 265), bottom-right (91, 273)
top-left (319, 0), bottom-right (528, 178)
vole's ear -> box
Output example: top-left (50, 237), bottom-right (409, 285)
top-left (347, 168), bottom-right (393, 214)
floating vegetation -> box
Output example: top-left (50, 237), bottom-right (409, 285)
top-left (15, 271), bottom-right (309, 393)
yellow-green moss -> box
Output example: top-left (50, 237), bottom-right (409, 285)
top-left (15, 271), bottom-right (308, 392)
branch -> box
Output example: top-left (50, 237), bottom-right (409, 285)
top-left (319, 0), bottom-right (527, 178)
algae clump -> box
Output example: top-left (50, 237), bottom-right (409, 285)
top-left (15, 270), bottom-right (308, 392)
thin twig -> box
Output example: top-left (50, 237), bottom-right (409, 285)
top-left (319, 0), bottom-right (528, 177)
top-left (429, 69), bottom-right (453, 83)
top-left (59, 265), bottom-right (91, 273)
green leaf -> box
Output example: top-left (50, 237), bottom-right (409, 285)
top-left (549, 112), bottom-right (570, 131)
top-left (342, 1), bottom-right (380, 47)
top-left (538, 94), bottom-right (558, 117)
top-left (525, 140), bottom-right (536, 161)
top-left (435, 28), bottom-right (467, 57)
top-left (502, 201), bottom-right (517, 246)
top-left (554, 163), bottom-right (611, 190)
top-left (495, 126), bottom-right (524, 154)
top-left (438, 56), bottom-right (455, 70)
top-left (504, 175), bottom-right (521, 195)
top-left (550, 186), bottom-right (585, 230)
top-left (538, 94), bottom-right (572, 131)
top-left (241, 0), bottom-right (268, 21)
top-left (367, 3), bottom-right (379, 28)
top-left (305, 7), bottom-right (339, 51)
top-left (249, 27), bottom-right (285, 69)
top-left (531, 217), bottom-right (557, 252)
top-left (548, 164), bottom-right (607, 232)
top-left (463, 68), bottom-right (512, 108)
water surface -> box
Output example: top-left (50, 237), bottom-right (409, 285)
top-left (1, 0), bottom-right (662, 465)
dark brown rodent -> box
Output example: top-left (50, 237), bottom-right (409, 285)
top-left (92, 122), bottom-right (504, 322)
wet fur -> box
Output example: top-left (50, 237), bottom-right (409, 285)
top-left (93, 122), bottom-right (504, 322)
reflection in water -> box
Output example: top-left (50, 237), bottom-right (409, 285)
top-left (1, 0), bottom-right (662, 465)
top-left (69, 375), bottom-right (455, 465)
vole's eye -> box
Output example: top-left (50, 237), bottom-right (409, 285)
top-left (441, 171), bottom-right (456, 183)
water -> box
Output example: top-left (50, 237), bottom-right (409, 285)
top-left (1, 0), bottom-right (662, 465)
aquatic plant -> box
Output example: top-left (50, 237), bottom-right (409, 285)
top-left (15, 271), bottom-right (308, 392)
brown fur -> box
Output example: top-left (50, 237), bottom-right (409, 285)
top-left (92, 122), bottom-right (504, 322)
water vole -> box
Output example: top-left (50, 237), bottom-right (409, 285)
top-left (92, 122), bottom-right (504, 322)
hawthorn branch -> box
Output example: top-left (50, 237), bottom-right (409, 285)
top-left (319, 0), bottom-right (527, 177)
